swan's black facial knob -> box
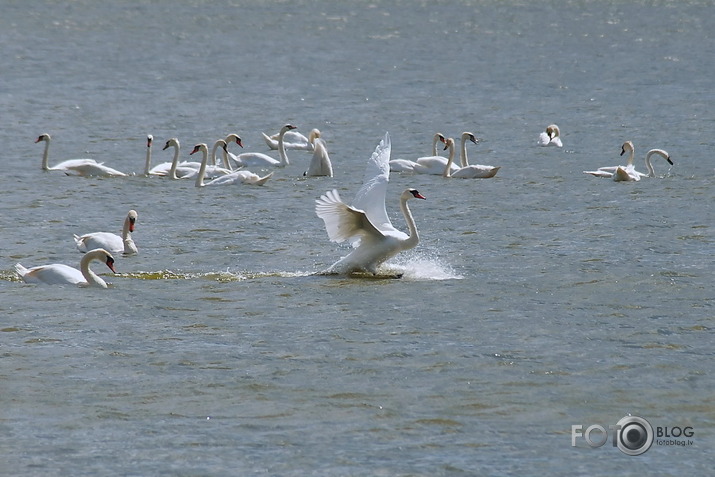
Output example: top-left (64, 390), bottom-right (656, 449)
top-left (409, 189), bottom-right (426, 200)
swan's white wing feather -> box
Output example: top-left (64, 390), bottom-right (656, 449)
top-left (351, 132), bottom-right (393, 232)
top-left (316, 189), bottom-right (383, 245)
top-left (583, 169), bottom-right (614, 178)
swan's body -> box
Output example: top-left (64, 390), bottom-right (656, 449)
top-left (442, 132), bottom-right (500, 178)
top-left (538, 124), bottom-right (563, 147)
top-left (192, 143), bottom-right (273, 187)
top-left (15, 248), bottom-right (116, 288)
top-left (389, 133), bottom-right (450, 173)
top-left (315, 132), bottom-right (426, 275)
top-left (229, 124), bottom-right (296, 168)
top-left (73, 210), bottom-right (138, 255)
top-left (304, 138), bottom-right (333, 177)
top-left (36, 134), bottom-right (126, 177)
top-left (583, 141), bottom-right (673, 181)
top-left (262, 128), bottom-right (320, 151)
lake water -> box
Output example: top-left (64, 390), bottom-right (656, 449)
top-left (1, 0), bottom-right (713, 475)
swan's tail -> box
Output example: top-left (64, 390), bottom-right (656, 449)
top-left (261, 132), bottom-right (278, 150)
top-left (73, 234), bottom-right (88, 252)
top-left (254, 172), bottom-right (273, 186)
top-left (14, 263), bottom-right (28, 279)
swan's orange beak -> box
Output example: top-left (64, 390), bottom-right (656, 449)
top-left (410, 190), bottom-right (426, 200)
top-left (236, 138), bottom-right (243, 148)
top-left (105, 256), bottom-right (116, 274)
top-left (129, 219), bottom-right (135, 232)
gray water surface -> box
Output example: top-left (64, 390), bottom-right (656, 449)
top-left (1, 1), bottom-right (713, 475)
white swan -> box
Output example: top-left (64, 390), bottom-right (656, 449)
top-left (389, 132), bottom-right (447, 172)
top-left (538, 124), bottom-right (563, 147)
top-left (412, 133), bottom-right (462, 175)
top-left (444, 132), bottom-right (500, 178)
top-left (304, 138), bottom-right (333, 177)
top-left (315, 132), bottom-right (426, 275)
top-left (147, 138), bottom-right (195, 178)
top-left (15, 248), bottom-right (116, 288)
top-left (192, 143), bottom-right (273, 187)
top-left (441, 136), bottom-right (498, 179)
top-left (36, 133), bottom-right (127, 177)
top-left (73, 210), bottom-right (138, 255)
top-left (229, 124), bottom-right (296, 168)
top-left (262, 128), bottom-right (320, 151)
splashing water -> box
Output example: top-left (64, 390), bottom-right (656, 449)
top-left (388, 252), bottom-right (463, 280)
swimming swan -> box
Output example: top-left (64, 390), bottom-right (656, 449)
top-left (538, 124), bottom-right (563, 147)
top-left (73, 210), bottom-right (138, 255)
top-left (389, 132), bottom-right (447, 172)
top-left (315, 132), bottom-right (426, 275)
top-left (36, 133), bottom-right (126, 177)
top-left (442, 134), bottom-right (500, 178)
top-left (304, 138), bottom-right (333, 177)
top-left (229, 124), bottom-right (296, 168)
top-left (262, 127), bottom-right (321, 151)
top-left (191, 142), bottom-right (273, 186)
top-left (15, 248), bottom-right (116, 288)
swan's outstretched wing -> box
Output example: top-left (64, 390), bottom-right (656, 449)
top-left (316, 189), bottom-right (383, 245)
top-left (351, 132), bottom-right (392, 232)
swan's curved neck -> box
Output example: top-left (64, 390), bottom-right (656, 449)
top-left (210, 140), bottom-right (223, 167)
top-left (459, 134), bottom-right (470, 167)
top-left (442, 141), bottom-right (456, 178)
top-left (41, 137), bottom-right (51, 171)
top-left (644, 149), bottom-right (670, 177)
top-left (168, 143), bottom-right (181, 179)
top-left (144, 141), bottom-right (152, 175)
top-left (80, 251), bottom-right (107, 288)
top-left (431, 134), bottom-right (442, 156)
top-left (277, 129), bottom-right (290, 166)
top-left (625, 147), bottom-right (635, 166)
top-left (194, 146), bottom-right (209, 188)
top-left (400, 197), bottom-right (420, 250)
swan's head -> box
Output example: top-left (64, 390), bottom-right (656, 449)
top-left (89, 248), bottom-right (117, 274)
top-left (308, 129), bottom-right (321, 142)
top-left (190, 143), bottom-right (208, 155)
top-left (127, 210), bottom-right (138, 232)
top-left (462, 132), bottom-right (478, 145)
top-left (214, 139), bottom-right (229, 153)
top-left (282, 124), bottom-right (297, 132)
top-left (146, 135), bottom-right (153, 147)
top-left (620, 140), bottom-right (635, 156)
top-left (104, 251), bottom-right (116, 273)
top-left (225, 134), bottom-right (243, 148)
top-left (404, 188), bottom-right (426, 200)
top-left (163, 138), bottom-right (179, 151)
top-left (546, 124), bottom-right (560, 139)
top-left (35, 133), bottom-right (50, 143)
top-left (443, 138), bottom-right (456, 150)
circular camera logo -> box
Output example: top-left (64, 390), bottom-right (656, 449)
top-left (616, 415), bottom-right (654, 456)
